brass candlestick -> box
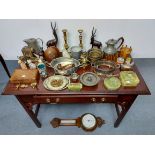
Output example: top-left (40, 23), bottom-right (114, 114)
top-left (78, 29), bottom-right (83, 48)
top-left (62, 29), bottom-right (69, 50)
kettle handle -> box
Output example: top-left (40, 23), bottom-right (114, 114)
top-left (116, 37), bottom-right (124, 49)
top-left (37, 38), bottom-right (44, 48)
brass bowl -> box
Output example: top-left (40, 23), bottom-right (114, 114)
top-left (50, 57), bottom-right (81, 75)
top-left (93, 60), bottom-right (116, 75)
top-left (88, 48), bottom-right (103, 63)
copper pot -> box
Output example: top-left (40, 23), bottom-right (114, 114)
top-left (44, 47), bottom-right (60, 63)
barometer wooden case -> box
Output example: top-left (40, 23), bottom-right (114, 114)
top-left (50, 113), bottom-right (105, 132)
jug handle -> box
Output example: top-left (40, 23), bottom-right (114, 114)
top-left (116, 37), bottom-right (124, 49)
top-left (37, 38), bottom-right (44, 48)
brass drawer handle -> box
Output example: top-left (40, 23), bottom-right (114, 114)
top-left (122, 101), bottom-right (126, 105)
top-left (46, 98), bottom-right (51, 103)
top-left (101, 98), bottom-right (105, 102)
top-left (91, 98), bottom-right (96, 102)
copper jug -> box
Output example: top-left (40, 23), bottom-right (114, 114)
top-left (44, 46), bottom-right (60, 63)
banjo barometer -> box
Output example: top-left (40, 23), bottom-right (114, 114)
top-left (50, 113), bottom-right (105, 132)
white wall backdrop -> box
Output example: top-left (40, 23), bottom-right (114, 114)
top-left (0, 19), bottom-right (155, 59)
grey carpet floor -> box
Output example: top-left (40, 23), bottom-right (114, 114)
top-left (0, 59), bottom-right (154, 135)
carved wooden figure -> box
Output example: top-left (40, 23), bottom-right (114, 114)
top-left (90, 27), bottom-right (102, 49)
top-left (46, 22), bottom-right (58, 47)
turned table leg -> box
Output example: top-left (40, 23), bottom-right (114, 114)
top-left (16, 96), bottom-right (41, 128)
top-left (0, 54), bottom-right (11, 78)
top-left (114, 95), bottom-right (137, 128)
top-left (35, 104), bottom-right (40, 117)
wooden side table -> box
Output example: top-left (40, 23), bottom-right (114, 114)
top-left (2, 64), bottom-right (151, 128)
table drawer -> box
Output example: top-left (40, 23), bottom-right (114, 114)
top-left (33, 95), bottom-right (118, 104)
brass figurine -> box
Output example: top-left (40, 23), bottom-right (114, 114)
top-left (15, 83), bottom-right (37, 90)
top-left (18, 59), bottom-right (28, 69)
top-left (30, 82), bottom-right (38, 89)
top-left (79, 52), bottom-right (90, 68)
top-left (16, 83), bottom-right (29, 90)
top-left (62, 29), bottom-right (69, 50)
top-left (21, 46), bottom-right (34, 59)
top-left (78, 29), bottom-right (83, 48)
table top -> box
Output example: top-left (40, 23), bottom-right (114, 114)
top-left (2, 63), bottom-right (151, 96)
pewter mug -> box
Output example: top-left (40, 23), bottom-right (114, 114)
top-left (103, 37), bottom-right (124, 55)
top-left (70, 46), bottom-right (82, 60)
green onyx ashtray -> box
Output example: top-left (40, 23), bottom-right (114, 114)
top-left (104, 77), bottom-right (121, 90)
top-left (68, 83), bottom-right (83, 91)
top-left (120, 71), bottom-right (140, 87)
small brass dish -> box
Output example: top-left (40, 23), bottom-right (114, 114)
top-left (80, 72), bottom-right (100, 86)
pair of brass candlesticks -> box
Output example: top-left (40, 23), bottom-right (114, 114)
top-left (62, 29), bottom-right (83, 50)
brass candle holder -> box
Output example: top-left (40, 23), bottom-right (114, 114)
top-left (62, 29), bottom-right (69, 50)
top-left (78, 29), bottom-right (83, 48)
